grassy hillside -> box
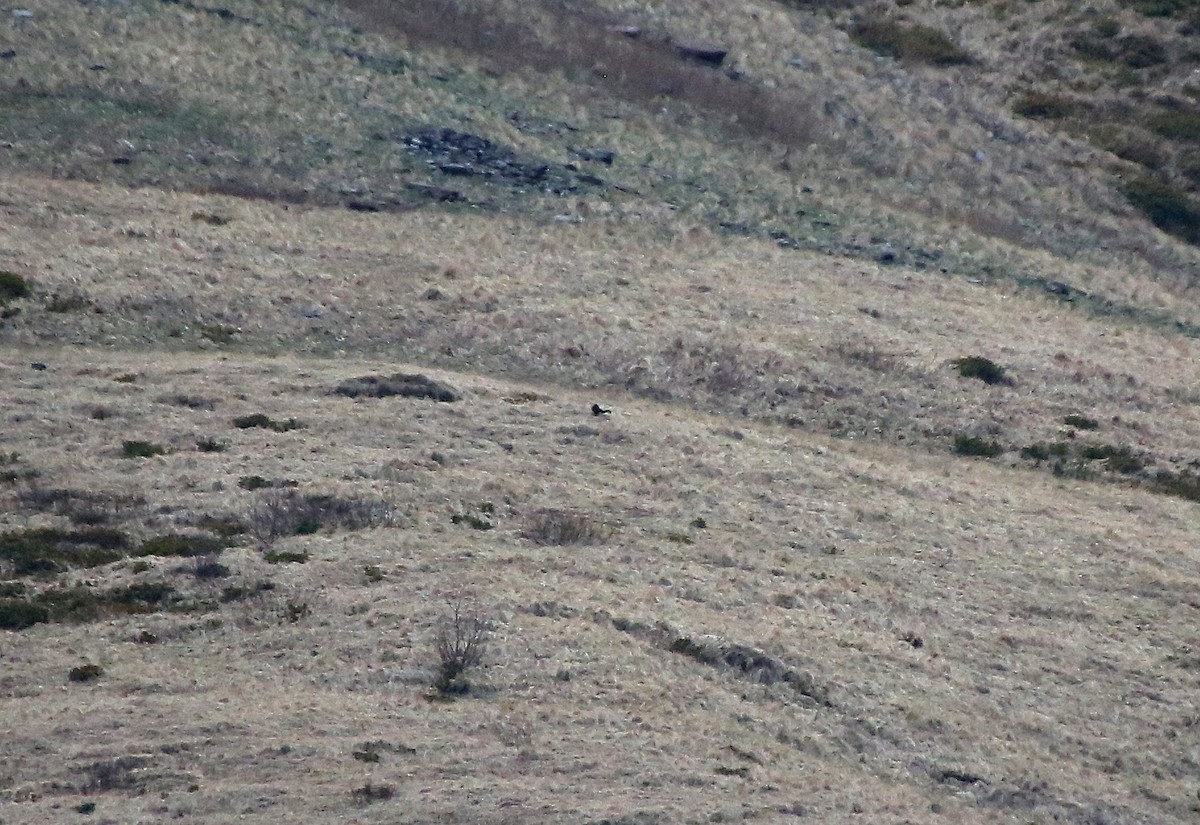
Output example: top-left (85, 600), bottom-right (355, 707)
top-left (0, 1), bottom-right (1199, 823)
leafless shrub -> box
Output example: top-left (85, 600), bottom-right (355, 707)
top-left (522, 508), bottom-right (613, 546)
top-left (81, 755), bottom-right (148, 792)
top-left (248, 489), bottom-right (398, 542)
top-left (351, 781), bottom-right (396, 803)
top-left (432, 592), bottom-right (491, 696)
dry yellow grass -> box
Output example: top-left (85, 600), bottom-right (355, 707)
top-left (1, 2), bottom-right (1200, 822)
top-left (0, 177), bottom-right (1198, 823)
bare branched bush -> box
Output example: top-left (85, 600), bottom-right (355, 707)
top-left (521, 508), bottom-right (613, 546)
top-left (432, 592), bottom-right (491, 696)
top-left (248, 489), bottom-right (398, 542)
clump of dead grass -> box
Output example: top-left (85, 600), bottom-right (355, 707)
top-left (521, 508), bottom-right (613, 546)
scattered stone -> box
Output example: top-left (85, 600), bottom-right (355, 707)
top-left (399, 127), bottom-right (606, 196)
top-left (606, 24), bottom-right (641, 38)
top-left (674, 41), bottom-right (728, 67)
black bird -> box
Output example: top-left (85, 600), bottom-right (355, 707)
top-left (591, 403), bottom-right (611, 417)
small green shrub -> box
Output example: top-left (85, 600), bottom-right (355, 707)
top-left (0, 527), bottom-right (128, 575)
top-left (232, 413), bottom-right (300, 432)
top-left (264, 549), bottom-right (309, 564)
top-left (451, 512), bottom-right (493, 530)
top-left (68, 663), bottom-right (103, 683)
top-left (953, 435), bottom-right (1004, 458)
top-left (1079, 444), bottom-right (1145, 473)
top-left (1012, 91), bottom-right (1077, 119)
top-left (364, 564), bottom-right (385, 582)
top-left (238, 475), bottom-right (272, 491)
top-left (35, 582), bottom-right (177, 622)
top-left (1147, 109), bottom-right (1200, 141)
top-left (1123, 177), bottom-right (1200, 244)
top-left (850, 18), bottom-right (971, 65)
top-left (0, 271), bottom-right (30, 304)
top-left (1150, 469), bottom-right (1200, 502)
top-left (137, 533), bottom-right (225, 558)
top-left (196, 437), bottom-right (227, 453)
top-left (1063, 414), bottom-right (1100, 430)
top-left (1021, 442), bottom-right (1071, 462)
top-left (0, 599), bottom-right (49, 630)
top-left (952, 356), bottom-right (1011, 385)
top-left (122, 440), bottom-right (165, 459)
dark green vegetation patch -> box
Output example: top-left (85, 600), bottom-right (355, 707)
top-left (232, 413), bottom-right (301, 432)
top-left (0, 271), bottom-right (30, 304)
top-left (849, 17), bottom-right (971, 66)
top-left (0, 527), bottom-right (128, 576)
top-left (334, 373), bottom-right (459, 402)
top-left (1122, 177), bottom-right (1200, 245)
top-left (122, 440), bottom-right (165, 459)
top-left (951, 356), bottom-right (1011, 386)
top-left (953, 435), bottom-right (1004, 458)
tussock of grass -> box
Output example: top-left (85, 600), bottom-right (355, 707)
top-left (521, 509), bottom-right (612, 546)
top-left (849, 17), bottom-right (971, 65)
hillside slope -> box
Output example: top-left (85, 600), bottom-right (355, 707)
top-left (0, 1), bottom-right (1199, 823)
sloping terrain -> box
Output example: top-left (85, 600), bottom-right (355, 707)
top-left (0, 1), bottom-right (1199, 824)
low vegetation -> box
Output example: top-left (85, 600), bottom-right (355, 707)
top-left (3, 0), bottom-right (1200, 822)
top-left (849, 16), bottom-right (971, 65)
